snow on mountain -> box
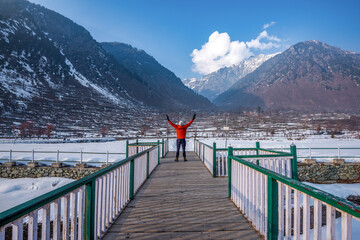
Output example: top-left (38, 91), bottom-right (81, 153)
top-left (183, 53), bottom-right (279, 101)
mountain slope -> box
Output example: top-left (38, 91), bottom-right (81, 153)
top-left (101, 42), bottom-right (213, 110)
top-left (183, 53), bottom-right (278, 101)
top-left (0, 0), bottom-right (211, 122)
top-left (214, 41), bottom-right (360, 112)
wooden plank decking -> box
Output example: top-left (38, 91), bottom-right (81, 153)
top-left (103, 151), bottom-right (261, 240)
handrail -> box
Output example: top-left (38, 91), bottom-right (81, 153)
top-left (229, 149), bottom-right (360, 239)
top-left (230, 154), bottom-right (360, 218)
top-left (0, 144), bottom-right (160, 239)
top-left (0, 146), bottom-right (156, 226)
top-left (195, 139), bottom-right (296, 178)
top-left (0, 150), bottom-right (125, 155)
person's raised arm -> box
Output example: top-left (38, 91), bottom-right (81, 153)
top-left (184, 114), bottom-right (196, 128)
top-left (166, 114), bottom-right (177, 128)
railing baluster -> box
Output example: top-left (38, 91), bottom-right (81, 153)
top-left (28, 211), bottom-right (38, 240)
top-left (12, 219), bottom-right (23, 240)
top-left (326, 204), bottom-right (336, 239)
top-left (70, 191), bottom-right (78, 240)
top-left (53, 200), bottom-right (61, 240)
top-left (97, 177), bottom-right (103, 237)
top-left (78, 186), bottom-right (84, 240)
top-left (294, 190), bottom-right (301, 240)
top-left (303, 194), bottom-right (310, 240)
top-left (341, 212), bottom-right (352, 240)
top-left (63, 194), bottom-right (70, 240)
top-left (278, 182), bottom-right (284, 238)
top-left (285, 185), bottom-right (292, 238)
top-left (314, 199), bottom-right (322, 240)
top-left (41, 204), bottom-right (50, 240)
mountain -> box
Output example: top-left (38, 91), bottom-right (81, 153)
top-left (101, 42), bottom-right (212, 110)
top-left (0, 0), bottom-right (211, 124)
top-left (183, 53), bottom-right (278, 101)
top-left (214, 40), bottom-right (360, 112)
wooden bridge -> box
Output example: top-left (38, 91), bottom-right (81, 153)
top-left (103, 151), bottom-right (260, 239)
top-left (1, 139), bottom-right (359, 240)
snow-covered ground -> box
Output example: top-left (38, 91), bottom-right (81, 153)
top-left (0, 136), bottom-right (359, 165)
top-left (0, 177), bottom-right (74, 212)
top-left (197, 137), bottom-right (360, 162)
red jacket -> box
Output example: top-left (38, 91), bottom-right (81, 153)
top-left (168, 120), bottom-right (193, 139)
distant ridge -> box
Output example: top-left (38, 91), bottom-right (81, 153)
top-left (214, 40), bottom-right (360, 112)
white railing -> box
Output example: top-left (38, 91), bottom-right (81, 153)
top-left (0, 146), bottom-right (159, 240)
top-left (0, 149), bottom-right (125, 166)
top-left (215, 149), bottom-right (258, 177)
top-left (230, 154), bottom-right (360, 239)
top-left (203, 144), bottom-right (214, 175)
top-left (195, 140), bottom-right (294, 178)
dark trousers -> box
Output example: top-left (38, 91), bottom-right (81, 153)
top-left (176, 139), bottom-right (186, 158)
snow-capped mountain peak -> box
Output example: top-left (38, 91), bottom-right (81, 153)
top-left (183, 53), bottom-right (279, 101)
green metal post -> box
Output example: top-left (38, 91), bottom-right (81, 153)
top-left (290, 144), bottom-right (298, 180)
top-left (136, 139), bottom-right (139, 154)
top-left (256, 159), bottom-right (260, 166)
top-left (228, 147), bottom-right (233, 198)
top-left (212, 142), bottom-right (216, 177)
top-left (84, 180), bottom-right (95, 240)
top-left (126, 140), bottom-right (129, 158)
top-left (157, 140), bottom-right (160, 164)
top-left (203, 144), bottom-right (205, 162)
top-left (162, 139), bottom-right (165, 158)
top-left (146, 151), bottom-right (149, 178)
top-left (130, 159), bottom-right (134, 199)
top-left (267, 176), bottom-right (279, 240)
top-left (256, 141), bottom-right (260, 155)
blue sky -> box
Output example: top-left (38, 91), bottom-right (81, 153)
top-left (29, 0), bottom-right (360, 79)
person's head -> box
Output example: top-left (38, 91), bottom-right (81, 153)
top-left (178, 121), bottom-right (184, 126)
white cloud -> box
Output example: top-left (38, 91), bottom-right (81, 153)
top-left (191, 29), bottom-right (281, 75)
top-left (246, 30), bottom-right (280, 50)
top-left (263, 21), bottom-right (276, 29)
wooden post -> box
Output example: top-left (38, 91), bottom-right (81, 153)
top-left (290, 144), bottom-right (298, 180)
top-left (162, 139), bottom-right (165, 158)
top-left (267, 176), bottom-right (278, 240)
top-left (213, 142), bottom-right (216, 177)
top-left (136, 139), bottom-right (139, 154)
top-left (146, 151), bottom-right (149, 179)
top-left (228, 147), bottom-right (233, 198)
top-left (126, 140), bottom-right (129, 158)
top-left (157, 140), bottom-right (160, 164)
top-left (130, 159), bottom-right (134, 200)
top-left (84, 180), bottom-right (95, 240)
top-left (256, 141), bottom-right (260, 155)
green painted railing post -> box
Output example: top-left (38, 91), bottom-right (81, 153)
top-left (290, 144), bottom-right (298, 180)
top-left (256, 141), bottom-right (260, 155)
top-left (203, 144), bottom-right (205, 162)
top-left (267, 176), bottom-right (278, 240)
top-left (157, 140), bottom-right (160, 164)
top-left (228, 147), bottom-right (233, 198)
top-left (126, 140), bottom-right (129, 158)
top-left (146, 151), bottom-right (149, 179)
top-left (162, 139), bottom-right (164, 158)
top-left (130, 159), bottom-right (134, 200)
top-left (136, 139), bottom-right (139, 154)
top-left (84, 180), bottom-right (95, 240)
top-left (212, 142), bottom-right (217, 177)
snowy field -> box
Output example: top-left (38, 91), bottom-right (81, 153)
top-left (0, 136), bottom-right (359, 165)
top-left (0, 177), bottom-right (74, 212)
top-left (198, 136), bottom-right (360, 162)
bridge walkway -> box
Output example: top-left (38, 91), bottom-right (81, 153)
top-left (103, 151), bottom-right (261, 240)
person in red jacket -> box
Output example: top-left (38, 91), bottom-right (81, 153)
top-left (167, 114), bottom-right (196, 161)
